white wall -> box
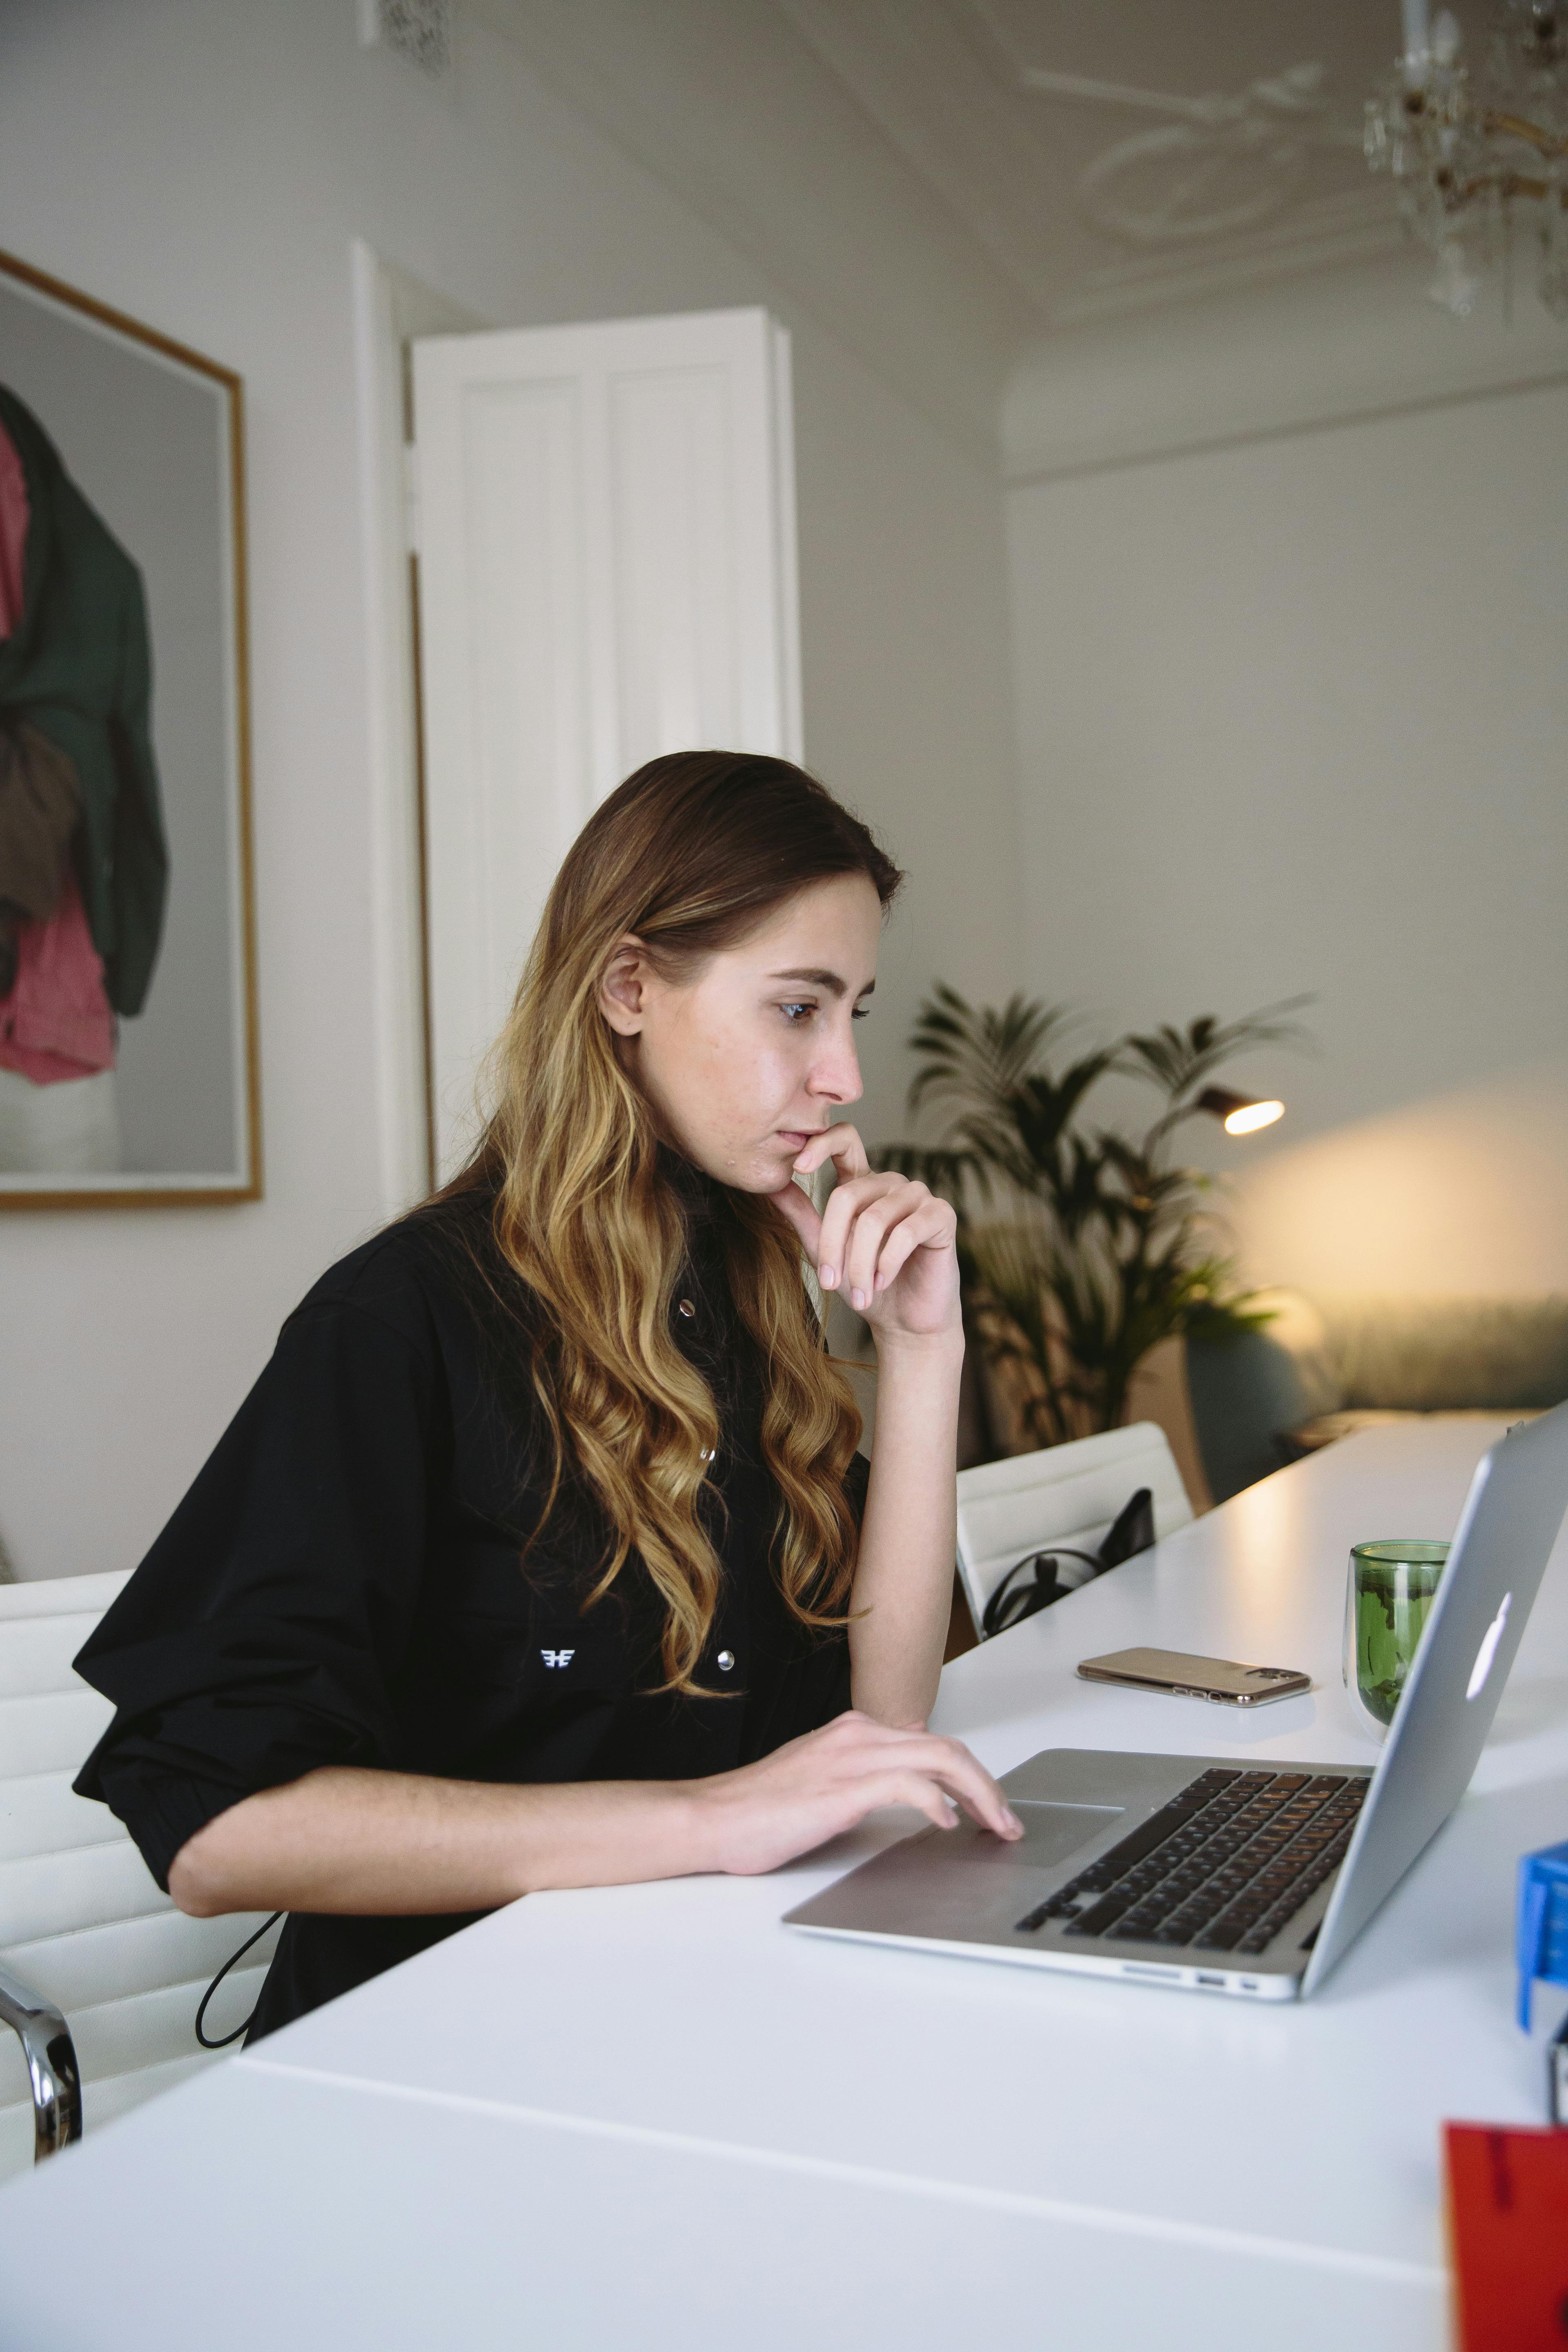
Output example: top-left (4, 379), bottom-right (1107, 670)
top-left (1004, 263), bottom-right (1568, 1300)
top-left (0, 0), bottom-right (1020, 1578)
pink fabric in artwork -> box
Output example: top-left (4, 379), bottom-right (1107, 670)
top-left (0, 864), bottom-right (117, 1083)
top-left (0, 421), bottom-right (28, 640)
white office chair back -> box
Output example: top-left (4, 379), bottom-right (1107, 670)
top-left (956, 1421), bottom-right (1194, 1638)
top-left (0, 1571), bottom-right (281, 2179)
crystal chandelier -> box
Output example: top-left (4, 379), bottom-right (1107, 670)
top-left (1365, 0), bottom-right (1568, 317)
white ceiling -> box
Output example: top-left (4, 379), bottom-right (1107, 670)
top-left (468, 0), bottom-right (1424, 459)
top-left (773, 0), bottom-right (1410, 324)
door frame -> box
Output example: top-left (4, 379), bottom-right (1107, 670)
top-left (349, 237), bottom-right (484, 1215)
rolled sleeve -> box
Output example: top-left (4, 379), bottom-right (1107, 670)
top-left (73, 1290), bottom-right (444, 1883)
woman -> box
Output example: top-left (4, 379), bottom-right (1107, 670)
top-left (75, 751), bottom-right (1021, 2040)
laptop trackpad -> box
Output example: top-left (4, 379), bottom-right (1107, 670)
top-left (783, 1799), bottom-right (1129, 1936)
top-left (923, 1800), bottom-right (1122, 1869)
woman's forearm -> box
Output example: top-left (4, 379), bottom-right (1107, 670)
top-left (167, 1764), bottom-right (712, 1918)
top-left (846, 1327), bottom-right (965, 1726)
top-left (168, 1704), bottom-right (1023, 1919)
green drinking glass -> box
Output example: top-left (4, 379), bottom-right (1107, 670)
top-left (1342, 1539), bottom-right (1450, 1738)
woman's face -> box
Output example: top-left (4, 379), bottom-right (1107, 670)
top-left (598, 873), bottom-right (883, 1193)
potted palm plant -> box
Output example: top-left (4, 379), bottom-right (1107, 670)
top-left (879, 988), bottom-right (1307, 1450)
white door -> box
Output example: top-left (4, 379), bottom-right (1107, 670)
top-left (411, 307), bottom-right (801, 1180)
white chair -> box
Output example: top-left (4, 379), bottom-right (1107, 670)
top-left (0, 1570), bottom-right (281, 2178)
top-left (956, 1421), bottom-right (1194, 1639)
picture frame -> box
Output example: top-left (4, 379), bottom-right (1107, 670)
top-left (0, 246), bottom-right (259, 1205)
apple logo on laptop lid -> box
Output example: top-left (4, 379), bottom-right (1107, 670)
top-left (1466, 1593), bottom-right (1511, 1702)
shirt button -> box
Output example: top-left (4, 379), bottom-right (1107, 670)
top-left (717, 1650), bottom-right (735, 1672)
top-left (677, 1298), bottom-right (696, 1320)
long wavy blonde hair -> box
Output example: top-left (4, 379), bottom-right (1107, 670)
top-left (442, 752), bottom-right (903, 1695)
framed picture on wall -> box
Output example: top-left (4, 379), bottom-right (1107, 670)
top-left (0, 246), bottom-right (259, 1205)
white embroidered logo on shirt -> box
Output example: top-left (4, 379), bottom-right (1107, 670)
top-left (540, 1648), bottom-right (576, 1668)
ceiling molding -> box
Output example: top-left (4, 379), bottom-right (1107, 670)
top-left (775, 0), bottom-right (1416, 337)
top-left (1045, 187), bottom-right (1405, 329)
top-left (1003, 256), bottom-right (1568, 485)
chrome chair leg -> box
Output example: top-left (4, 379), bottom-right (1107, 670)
top-left (0, 1962), bottom-right (82, 2162)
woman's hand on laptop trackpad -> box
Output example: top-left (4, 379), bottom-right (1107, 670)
top-left (690, 1712), bottom-right (1025, 1877)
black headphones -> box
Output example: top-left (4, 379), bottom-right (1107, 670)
top-left (979, 1486), bottom-right (1156, 1641)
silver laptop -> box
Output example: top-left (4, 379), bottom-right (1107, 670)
top-left (784, 1403), bottom-right (1568, 2000)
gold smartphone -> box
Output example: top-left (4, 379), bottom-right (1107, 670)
top-left (1076, 1648), bottom-right (1312, 1706)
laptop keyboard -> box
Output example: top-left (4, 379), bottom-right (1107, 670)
top-left (1013, 1766), bottom-right (1368, 1957)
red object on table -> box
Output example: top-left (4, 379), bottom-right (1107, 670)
top-left (1444, 2122), bottom-right (1568, 2350)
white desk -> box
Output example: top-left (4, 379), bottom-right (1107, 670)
top-left (2, 1421), bottom-right (1564, 2351)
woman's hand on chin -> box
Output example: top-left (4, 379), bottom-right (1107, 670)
top-left (688, 1711), bottom-right (1022, 1877)
top-left (768, 1121), bottom-right (961, 1348)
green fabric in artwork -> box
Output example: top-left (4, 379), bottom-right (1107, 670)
top-left (0, 383), bottom-right (169, 1017)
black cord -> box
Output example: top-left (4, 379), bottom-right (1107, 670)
top-left (980, 1488), bottom-right (1158, 1639)
top-left (194, 1912), bottom-right (283, 2050)
top-left (982, 1547), bottom-right (1106, 1637)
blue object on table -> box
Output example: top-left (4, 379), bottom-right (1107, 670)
top-left (1517, 1838), bottom-right (1568, 2030)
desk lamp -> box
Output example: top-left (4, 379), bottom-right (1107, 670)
top-left (1195, 1086), bottom-right (1285, 1137)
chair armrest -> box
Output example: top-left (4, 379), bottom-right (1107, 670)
top-left (0, 1961), bottom-right (82, 2161)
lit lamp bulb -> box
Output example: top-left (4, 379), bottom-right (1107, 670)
top-left (1195, 1086), bottom-right (1285, 1137)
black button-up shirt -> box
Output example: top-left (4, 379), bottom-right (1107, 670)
top-left (74, 1156), bottom-right (864, 2038)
